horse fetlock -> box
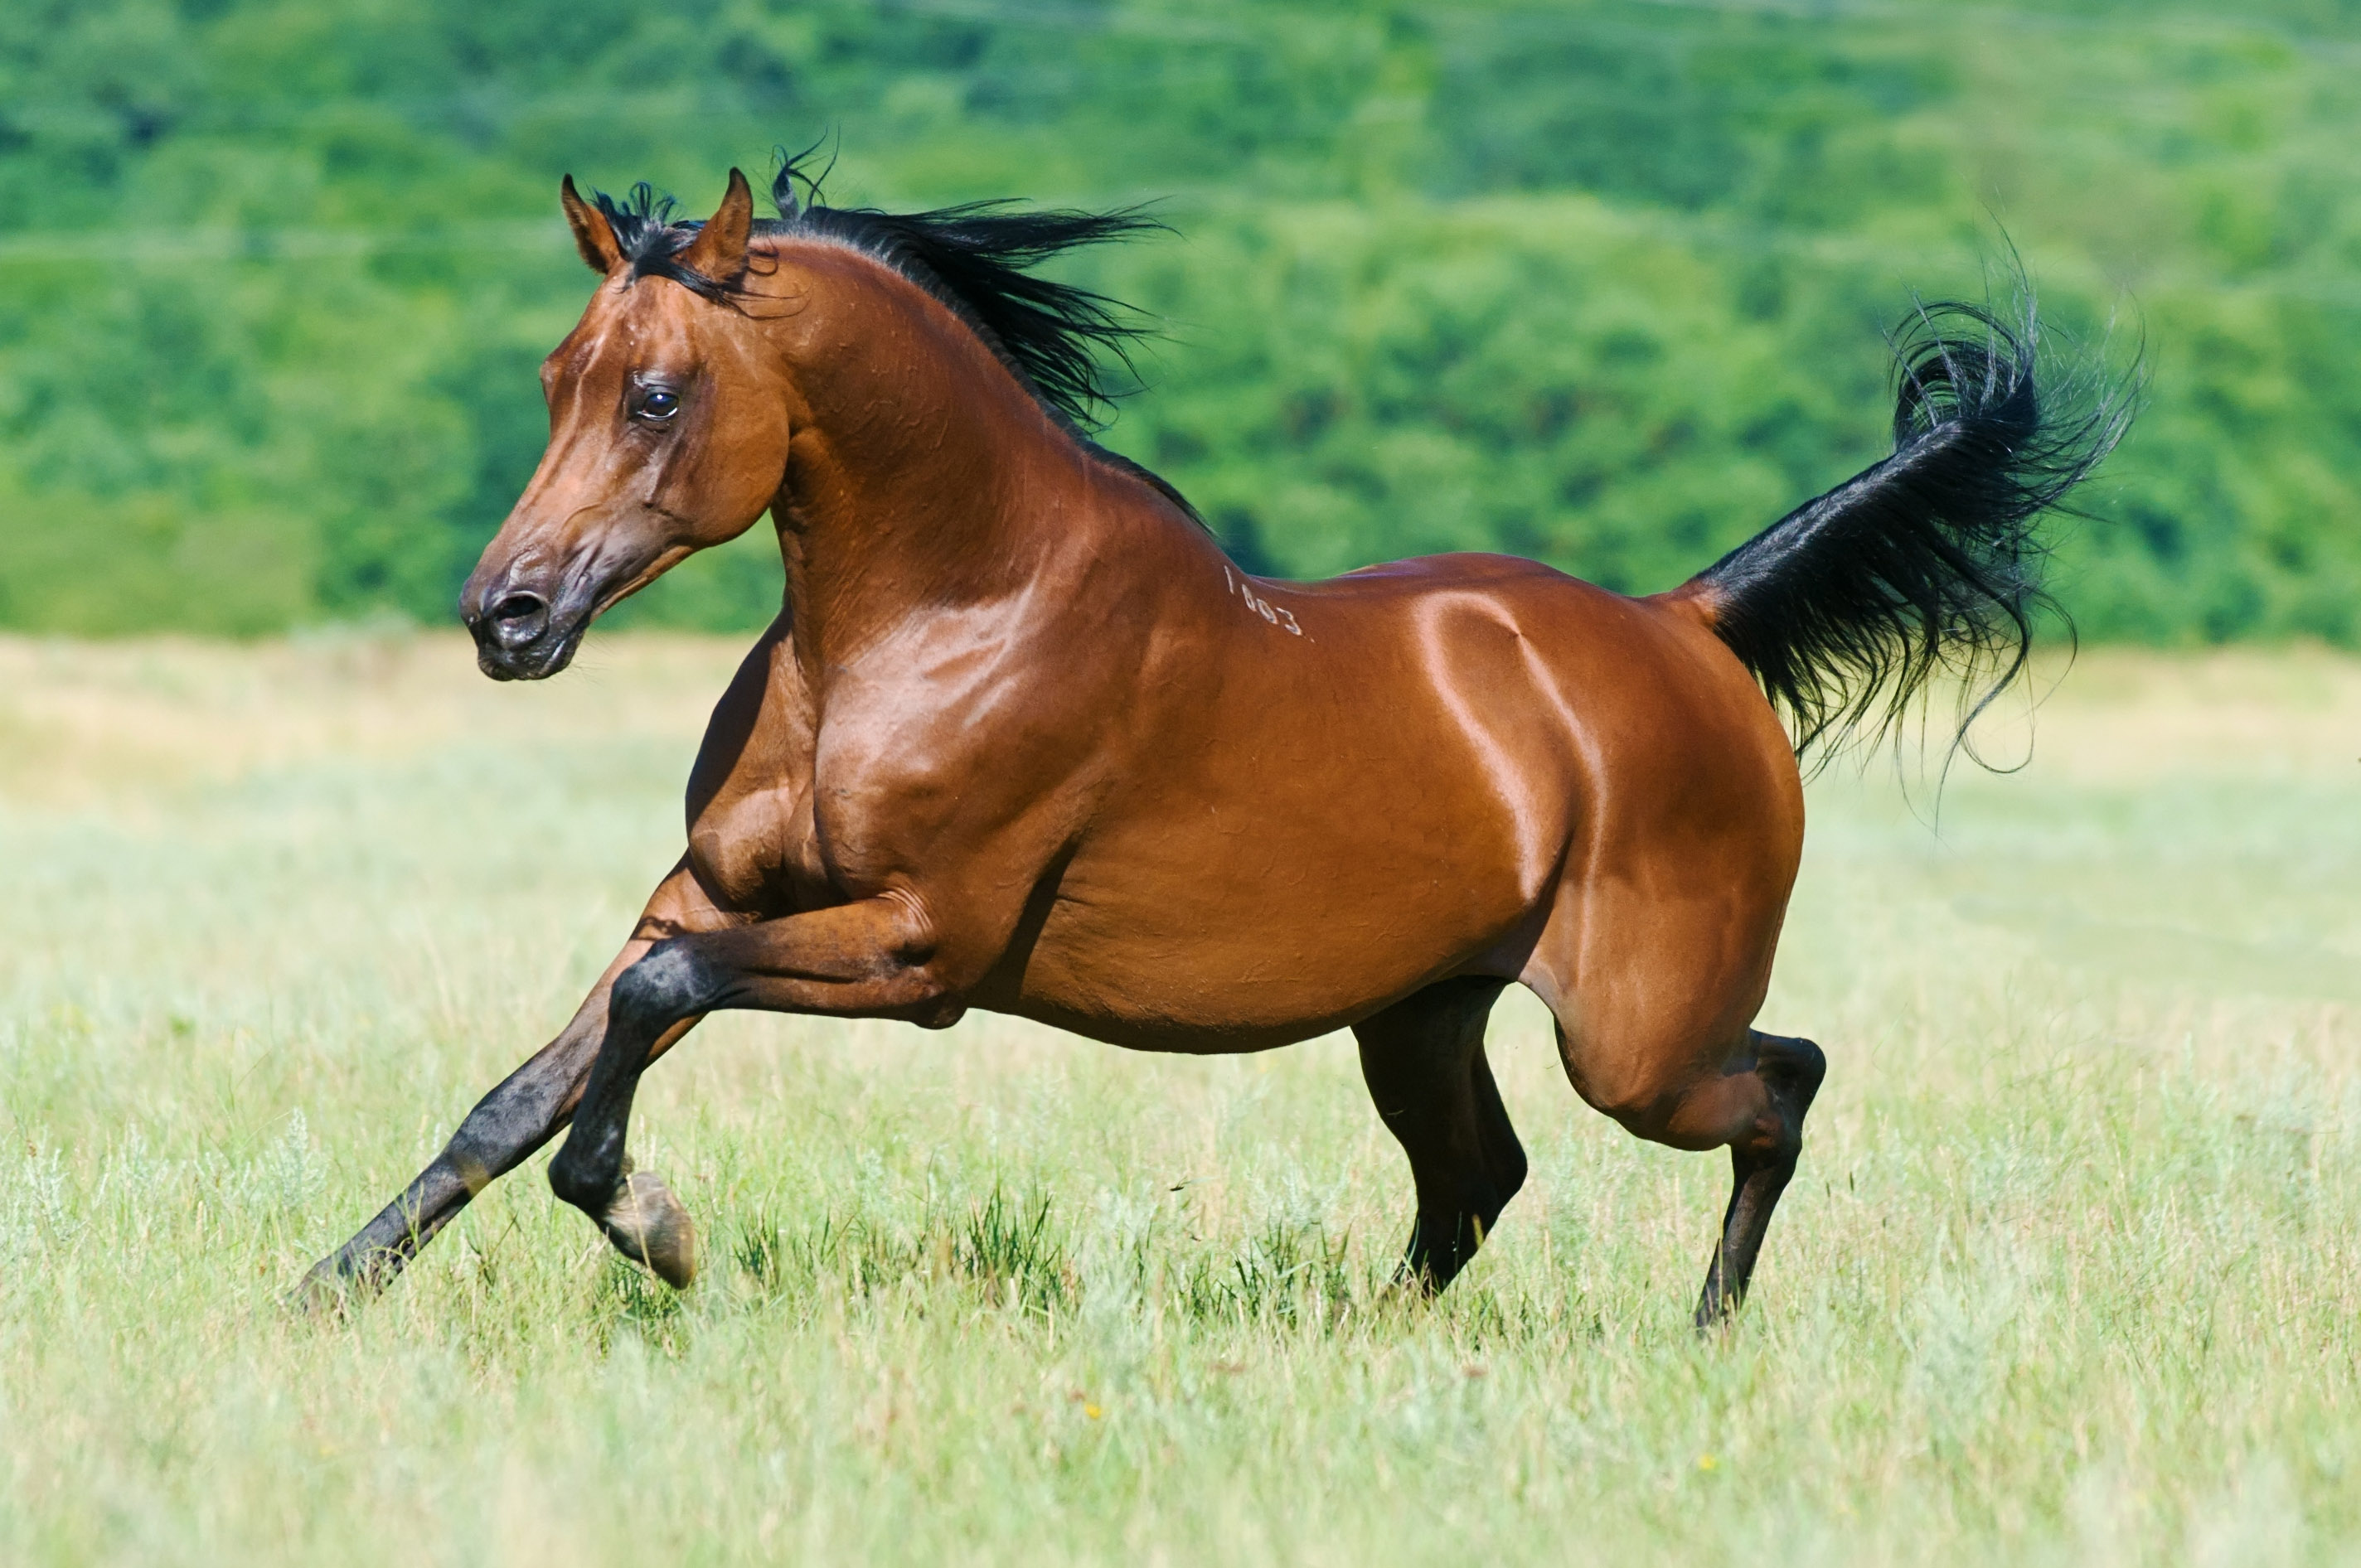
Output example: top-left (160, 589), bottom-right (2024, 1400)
top-left (597, 1168), bottom-right (698, 1289)
top-left (546, 1143), bottom-right (618, 1212)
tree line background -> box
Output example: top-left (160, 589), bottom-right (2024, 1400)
top-left (3, 0), bottom-right (2358, 641)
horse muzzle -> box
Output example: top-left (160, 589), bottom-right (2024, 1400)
top-left (462, 578), bottom-right (589, 681)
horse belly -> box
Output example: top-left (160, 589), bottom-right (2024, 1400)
top-left (1001, 754), bottom-right (1554, 1053)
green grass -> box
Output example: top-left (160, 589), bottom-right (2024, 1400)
top-left (3, 632), bottom-right (2359, 1565)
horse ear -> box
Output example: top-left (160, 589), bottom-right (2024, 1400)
top-left (560, 175), bottom-right (623, 274)
top-left (676, 167), bottom-right (754, 283)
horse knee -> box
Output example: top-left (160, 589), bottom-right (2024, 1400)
top-left (609, 941), bottom-right (716, 1031)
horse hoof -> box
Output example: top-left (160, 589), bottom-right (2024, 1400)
top-left (599, 1169), bottom-right (697, 1289)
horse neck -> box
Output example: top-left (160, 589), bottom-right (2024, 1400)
top-left (762, 246), bottom-right (1108, 668)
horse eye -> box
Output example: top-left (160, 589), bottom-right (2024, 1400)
top-left (638, 390), bottom-right (680, 420)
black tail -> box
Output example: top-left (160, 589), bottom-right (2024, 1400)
top-left (1690, 299), bottom-right (2136, 765)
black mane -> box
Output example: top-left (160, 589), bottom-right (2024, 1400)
top-left (589, 152), bottom-right (1194, 515)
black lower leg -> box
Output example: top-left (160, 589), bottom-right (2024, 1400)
top-left (1355, 977), bottom-right (1523, 1295)
top-left (294, 1030), bottom-right (601, 1306)
top-left (545, 942), bottom-right (714, 1286)
top-left (545, 1038), bottom-right (653, 1217)
top-left (297, 1164), bottom-right (473, 1305)
top-left (1694, 1032), bottom-right (1825, 1328)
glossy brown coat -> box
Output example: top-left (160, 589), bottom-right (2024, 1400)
top-left (306, 171), bottom-right (1840, 1319)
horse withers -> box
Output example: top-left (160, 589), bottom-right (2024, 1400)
top-left (301, 158), bottom-right (2127, 1324)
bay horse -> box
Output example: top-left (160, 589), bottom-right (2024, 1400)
top-left (302, 157), bottom-right (2125, 1325)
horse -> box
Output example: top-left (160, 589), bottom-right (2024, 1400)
top-left (300, 156), bottom-right (2126, 1326)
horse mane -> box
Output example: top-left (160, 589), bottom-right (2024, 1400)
top-left (587, 152), bottom-right (1202, 523)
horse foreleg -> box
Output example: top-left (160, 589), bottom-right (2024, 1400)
top-left (545, 896), bottom-right (949, 1283)
top-left (294, 862), bottom-right (718, 1309)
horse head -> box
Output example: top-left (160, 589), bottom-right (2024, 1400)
top-left (463, 169), bottom-right (791, 680)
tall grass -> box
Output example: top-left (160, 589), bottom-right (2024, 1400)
top-left (2, 632), bottom-right (2357, 1565)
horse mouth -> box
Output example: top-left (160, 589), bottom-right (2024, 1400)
top-left (467, 586), bottom-right (592, 680)
top-left (477, 622), bottom-right (587, 681)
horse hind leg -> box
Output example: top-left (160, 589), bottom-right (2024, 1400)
top-left (1688, 1031), bottom-right (1825, 1327)
top-left (1554, 1016), bottom-right (1825, 1328)
top-left (1354, 977), bottom-right (1527, 1294)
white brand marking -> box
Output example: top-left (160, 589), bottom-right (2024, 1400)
top-left (1224, 567), bottom-right (1302, 636)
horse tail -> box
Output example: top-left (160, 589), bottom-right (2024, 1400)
top-left (1674, 299), bottom-right (2135, 765)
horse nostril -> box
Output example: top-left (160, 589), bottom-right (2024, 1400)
top-left (486, 590), bottom-right (550, 650)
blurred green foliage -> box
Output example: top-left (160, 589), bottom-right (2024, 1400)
top-left (2, 0), bottom-right (2359, 640)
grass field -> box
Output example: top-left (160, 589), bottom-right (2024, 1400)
top-left (3, 631), bottom-right (2359, 1565)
